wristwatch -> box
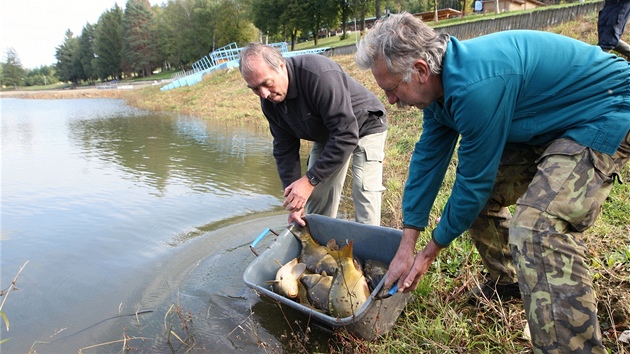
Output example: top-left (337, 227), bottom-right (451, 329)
top-left (306, 171), bottom-right (320, 186)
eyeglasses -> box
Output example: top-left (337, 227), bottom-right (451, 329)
top-left (383, 77), bottom-right (404, 94)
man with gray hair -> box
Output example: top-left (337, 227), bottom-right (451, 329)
top-left (356, 12), bottom-right (630, 353)
top-left (239, 43), bottom-right (388, 226)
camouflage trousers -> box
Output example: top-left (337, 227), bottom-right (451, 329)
top-left (468, 132), bottom-right (630, 353)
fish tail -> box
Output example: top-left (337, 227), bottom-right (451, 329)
top-left (340, 240), bottom-right (353, 258)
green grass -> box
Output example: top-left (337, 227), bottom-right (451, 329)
top-left (0, 83), bottom-right (69, 91)
top-left (294, 34), bottom-right (361, 50)
top-left (128, 70), bottom-right (178, 81)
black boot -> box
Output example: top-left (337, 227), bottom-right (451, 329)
top-left (468, 278), bottom-right (522, 305)
top-left (613, 39), bottom-right (630, 59)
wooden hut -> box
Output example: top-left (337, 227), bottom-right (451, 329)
top-left (482, 0), bottom-right (546, 14)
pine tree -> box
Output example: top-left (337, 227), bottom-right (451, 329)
top-left (94, 4), bottom-right (124, 80)
top-left (54, 29), bottom-right (80, 86)
top-left (123, 0), bottom-right (158, 77)
top-left (77, 23), bottom-right (97, 83)
top-left (1, 48), bottom-right (26, 89)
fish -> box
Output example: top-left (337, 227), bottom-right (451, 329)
top-left (288, 223), bottom-right (338, 275)
top-left (363, 259), bottom-right (389, 291)
top-left (265, 258), bottom-right (306, 299)
top-left (328, 241), bottom-right (370, 318)
top-left (300, 272), bottom-right (333, 312)
top-left (325, 238), bottom-right (339, 251)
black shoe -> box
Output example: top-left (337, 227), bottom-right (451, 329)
top-left (468, 279), bottom-right (521, 305)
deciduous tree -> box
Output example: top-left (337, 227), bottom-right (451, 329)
top-left (335, 0), bottom-right (354, 40)
top-left (249, 0), bottom-right (285, 42)
top-left (194, 0), bottom-right (221, 53)
top-left (299, 0), bottom-right (338, 46)
top-left (156, 0), bottom-right (202, 69)
top-left (281, 0), bottom-right (303, 50)
top-left (154, 4), bottom-right (175, 71)
top-left (24, 65), bottom-right (58, 86)
top-left (213, 0), bottom-right (257, 49)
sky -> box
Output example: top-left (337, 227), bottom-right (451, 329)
top-left (0, 0), bottom-right (162, 69)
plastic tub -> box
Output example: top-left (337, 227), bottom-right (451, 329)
top-left (243, 214), bottom-right (411, 340)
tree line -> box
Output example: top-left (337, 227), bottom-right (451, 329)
top-left (3, 0), bottom-right (549, 88)
top-left (0, 48), bottom-right (59, 89)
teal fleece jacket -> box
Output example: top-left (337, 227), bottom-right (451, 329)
top-left (402, 30), bottom-right (630, 247)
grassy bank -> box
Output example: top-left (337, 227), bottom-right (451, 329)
top-left (122, 13), bottom-right (630, 353)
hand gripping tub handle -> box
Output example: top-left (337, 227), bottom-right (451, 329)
top-left (374, 282), bottom-right (399, 300)
top-left (249, 227), bottom-right (279, 256)
top-left (388, 283), bottom-right (398, 296)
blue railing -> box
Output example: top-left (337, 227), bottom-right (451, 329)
top-left (161, 42), bottom-right (329, 91)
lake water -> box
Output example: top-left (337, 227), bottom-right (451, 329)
top-left (0, 98), bottom-right (329, 352)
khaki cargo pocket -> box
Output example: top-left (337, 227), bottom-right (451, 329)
top-left (362, 147), bottom-right (385, 192)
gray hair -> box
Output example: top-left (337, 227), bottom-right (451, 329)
top-left (239, 42), bottom-right (285, 76)
top-left (355, 12), bottom-right (450, 81)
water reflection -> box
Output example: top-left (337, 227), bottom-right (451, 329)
top-left (67, 112), bottom-right (281, 197)
top-left (0, 98), bottom-right (293, 353)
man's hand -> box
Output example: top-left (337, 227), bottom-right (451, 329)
top-left (402, 238), bottom-right (442, 291)
top-left (283, 175), bottom-right (315, 212)
top-left (288, 210), bottom-right (306, 226)
top-left (384, 228), bottom-right (442, 293)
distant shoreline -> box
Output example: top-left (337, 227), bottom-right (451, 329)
top-left (0, 85), bottom-right (151, 99)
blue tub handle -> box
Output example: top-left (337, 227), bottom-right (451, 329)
top-left (374, 282), bottom-right (399, 300)
top-left (249, 227), bottom-right (279, 256)
top-left (388, 283), bottom-right (398, 296)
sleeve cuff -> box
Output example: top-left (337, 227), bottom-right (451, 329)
top-left (431, 230), bottom-right (449, 249)
top-left (402, 224), bottom-right (425, 232)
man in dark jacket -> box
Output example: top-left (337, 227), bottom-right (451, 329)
top-left (239, 43), bottom-right (388, 226)
top-left (598, 0), bottom-right (630, 58)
